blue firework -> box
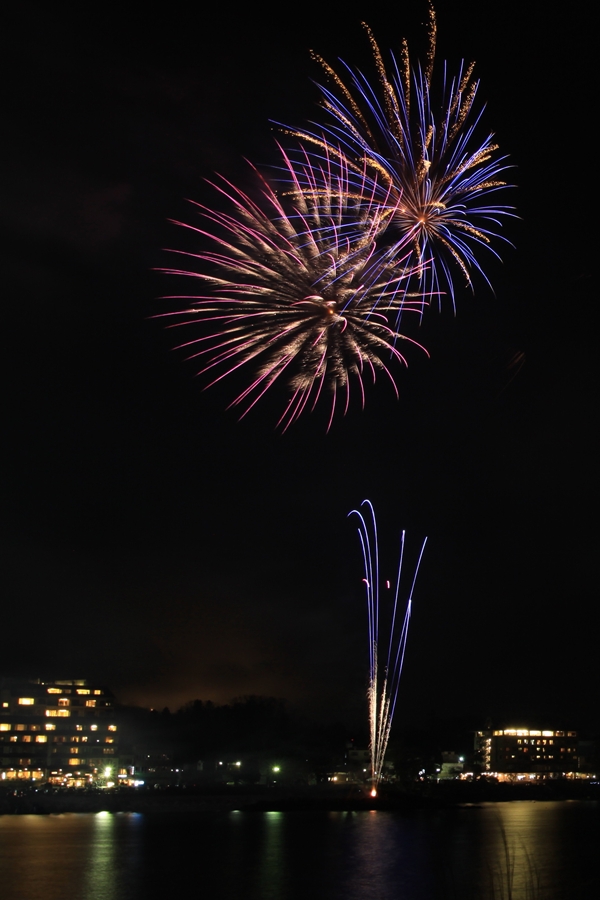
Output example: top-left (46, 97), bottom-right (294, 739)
top-left (282, 4), bottom-right (514, 311)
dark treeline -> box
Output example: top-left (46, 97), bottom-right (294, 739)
top-left (174, 695), bottom-right (292, 757)
top-left (114, 699), bottom-right (600, 785)
top-left (115, 695), bottom-right (355, 777)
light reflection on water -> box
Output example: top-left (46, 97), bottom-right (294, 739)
top-left (0, 802), bottom-right (598, 899)
top-left (430, 801), bottom-right (600, 899)
top-left (0, 811), bottom-right (144, 900)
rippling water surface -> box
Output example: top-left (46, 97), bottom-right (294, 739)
top-left (0, 801), bottom-right (598, 899)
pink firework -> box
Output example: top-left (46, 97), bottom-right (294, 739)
top-left (160, 148), bottom-right (428, 430)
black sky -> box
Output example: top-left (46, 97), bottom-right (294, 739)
top-left (2, 1), bottom-right (597, 732)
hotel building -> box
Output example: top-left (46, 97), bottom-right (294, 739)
top-left (0, 677), bottom-right (119, 785)
top-left (475, 726), bottom-right (579, 780)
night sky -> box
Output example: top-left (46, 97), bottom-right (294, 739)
top-left (2, 1), bottom-right (597, 733)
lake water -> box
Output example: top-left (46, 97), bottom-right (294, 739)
top-left (0, 801), bottom-right (598, 899)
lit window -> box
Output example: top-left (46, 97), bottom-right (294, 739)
top-left (93, 690), bottom-right (102, 696)
top-left (15, 724), bottom-right (26, 731)
top-left (70, 748), bottom-right (79, 754)
top-left (57, 710), bottom-right (70, 718)
top-left (75, 725), bottom-right (83, 731)
top-left (45, 723), bottom-right (56, 731)
top-left (68, 758), bottom-right (79, 765)
top-left (85, 700), bottom-right (97, 708)
top-left (18, 698), bottom-right (34, 706)
top-left (47, 688), bottom-right (62, 694)
top-left (10, 736), bottom-right (18, 742)
top-left (81, 737), bottom-right (88, 743)
top-left (46, 710), bottom-right (58, 717)
top-left (0, 724), bottom-right (9, 732)
top-left (105, 738), bottom-right (114, 744)
top-left (22, 736), bottom-right (32, 743)
top-left (35, 736), bottom-right (47, 743)
top-left (76, 689), bottom-right (91, 695)
top-left (108, 725), bottom-right (117, 732)
top-left (90, 725), bottom-right (98, 732)
top-left (58, 698), bottom-right (70, 707)
top-left (2, 702), bottom-right (8, 708)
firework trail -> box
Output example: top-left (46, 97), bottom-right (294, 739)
top-left (160, 147), bottom-right (429, 430)
top-left (350, 500), bottom-right (427, 794)
top-left (282, 2), bottom-right (514, 312)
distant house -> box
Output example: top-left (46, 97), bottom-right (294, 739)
top-left (438, 751), bottom-right (464, 780)
top-left (0, 676), bottom-right (120, 785)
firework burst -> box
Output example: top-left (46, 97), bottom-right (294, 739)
top-left (160, 148), bottom-right (428, 430)
top-left (283, 3), bottom-right (514, 311)
top-left (350, 500), bottom-right (427, 795)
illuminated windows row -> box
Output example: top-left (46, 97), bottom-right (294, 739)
top-left (493, 729), bottom-right (577, 738)
top-left (63, 754), bottom-right (112, 763)
top-left (46, 688), bottom-right (103, 696)
top-left (15, 694), bottom-right (103, 705)
top-left (1, 723), bottom-right (117, 732)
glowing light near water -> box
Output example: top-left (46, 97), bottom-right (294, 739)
top-left (350, 500), bottom-right (427, 792)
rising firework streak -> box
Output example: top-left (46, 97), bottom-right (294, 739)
top-left (350, 500), bottom-right (427, 795)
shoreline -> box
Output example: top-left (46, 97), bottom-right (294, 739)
top-left (1, 780), bottom-right (598, 815)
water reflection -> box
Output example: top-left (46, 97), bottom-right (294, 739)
top-left (318, 809), bottom-right (432, 899)
top-left (454, 803), bottom-right (549, 898)
top-left (82, 812), bottom-right (118, 899)
top-left (256, 811), bottom-right (285, 899)
top-left (0, 803), bottom-right (598, 900)
top-left (479, 802), bottom-right (555, 897)
top-left (438, 801), bottom-right (599, 899)
top-left (82, 812), bottom-right (144, 900)
top-left (0, 812), bottom-right (144, 900)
